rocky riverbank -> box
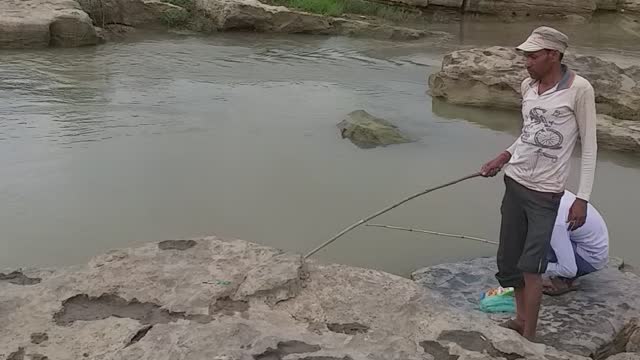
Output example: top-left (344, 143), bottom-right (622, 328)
top-left (1, 236), bottom-right (638, 359)
top-left (2, 0), bottom-right (640, 49)
top-left (0, 0), bottom-right (445, 49)
top-left (380, 0), bottom-right (640, 16)
top-left (429, 46), bottom-right (640, 153)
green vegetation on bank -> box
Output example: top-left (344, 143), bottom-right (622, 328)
top-left (160, 0), bottom-right (194, 27)
top-left (158, 0), bottom-right (418, 27)
top-left (267, 0), bottom-right (418, 22)
top-left (160, 8), bottom-right (191, 27)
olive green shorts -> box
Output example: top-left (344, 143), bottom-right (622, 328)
top-left (495, 175), bottom-right (563, 288)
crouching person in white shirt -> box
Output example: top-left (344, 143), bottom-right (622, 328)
top-left (543, 190), bottom-right (609, 295)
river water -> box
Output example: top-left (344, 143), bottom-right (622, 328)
top-left (1, 18), bottom-right (639, 276)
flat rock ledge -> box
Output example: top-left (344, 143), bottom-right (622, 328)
top-left (1, 236), bottom-right (596, 360)
top-left (412, 257), bottom-right (640, 360)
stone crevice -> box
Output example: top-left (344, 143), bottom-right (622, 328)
top-left (209, 296), bottom-right (250, 316)
top-left (437, 330), bottom-right (524, 360)
top-left (126, 325), bottom-right (154, 347)
top-left (0, 271), bottom-right (42, 285)
top-left (7, 348), bottom-right (25, 360)
top-left (252, 340), bottom-right (322, 360)
top-left (419, 340), bottom-right (459, 360)
top-left (158, 240), bottom-right (197, 251)
top-left (30, 332), bottom-right (49, 345)
top-left (53, 293), bottom-right (212, 326)
top-left (592, 318), bottom-right (640, 360)
top-left (326, 323), bottom-right (370, 335)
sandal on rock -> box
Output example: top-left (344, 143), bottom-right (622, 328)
top-left (543, 283), bottom-right (578, 296)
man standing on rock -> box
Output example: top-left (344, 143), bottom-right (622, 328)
top-left (480, 26), bottom-right (598, 341)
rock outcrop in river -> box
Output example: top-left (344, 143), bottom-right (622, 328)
top-left (428, 46), bottom-right (640, 153)
top-left (75, 0), bottom-right (181, 27)
top-left (0, 236), bottom-right (616, 360)
top-left (0, 0), bottom-right (99, 48)
top-left (338, 110), bottom-right (413, 148)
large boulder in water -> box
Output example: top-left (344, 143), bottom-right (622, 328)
top-left (429, 46), bottom-right (640, 122)
top-left (195, 0), bottom-right (334, 32)
top-left (597, 115), bottom-right (640, 153)
top-left (76, 0), bottom-right (191, 27)
top-left (428, 46), bottom-right (640, 153)
top-left (337, 110), bottom-right (412, 148)
top-left (623, 0), bottom-right (640, 12)
top-left (0, 236), bottom-right (588, 359)
top-left (0, 0), bottom-right (98, 48)
top-left (412, 257), bottom-right (640, 358)
top-left (429, 47), bottom-right (527, 110)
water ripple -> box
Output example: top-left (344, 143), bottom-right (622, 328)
top-left (0, 34), bottom-right (429, 146)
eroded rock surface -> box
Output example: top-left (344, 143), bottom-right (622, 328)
top-left (0, 237), bottom-right (587, 360)
top-left (412, 257), bottom-right (640, 358)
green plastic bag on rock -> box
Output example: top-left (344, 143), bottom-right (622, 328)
top-left (479, 287), bottom-right (515, 313)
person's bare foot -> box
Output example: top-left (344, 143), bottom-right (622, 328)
top-left (500, 318), bottom-right (524, 336)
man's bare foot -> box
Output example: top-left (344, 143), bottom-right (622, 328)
top-left (500, 318), bottom-right (524, 336)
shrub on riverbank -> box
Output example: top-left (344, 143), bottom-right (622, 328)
top-left (160, 7), bottom-right (191, 27)
top-left (159, 0), bottom-right (196, 28)
top-left (268, 0), bottom-right (418, 22)
top-left (157, 0), bottom-right (418, 28)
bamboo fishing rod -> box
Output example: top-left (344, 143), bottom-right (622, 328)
top-left (303, 172), bottom-right (482, 259)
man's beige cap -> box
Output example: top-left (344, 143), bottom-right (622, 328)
top-left (516, 26), bottom-right (569, 53)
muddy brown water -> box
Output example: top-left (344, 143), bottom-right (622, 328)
top-left (1, 17), bottom-right (639, 276)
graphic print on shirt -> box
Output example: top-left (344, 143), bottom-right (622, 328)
top-left (521, 106), bottom-right (572, 176)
